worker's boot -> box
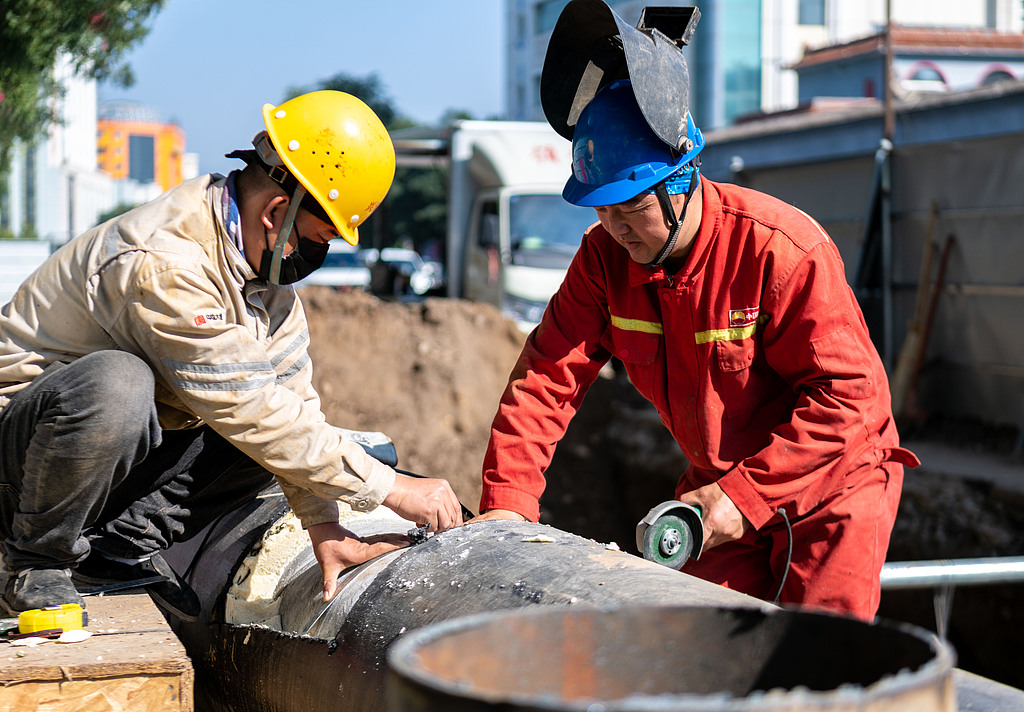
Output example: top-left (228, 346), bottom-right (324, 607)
top-left (73, 551), bottom-right (200, 622)
top-left (2, 568), bottom-right (85, 615)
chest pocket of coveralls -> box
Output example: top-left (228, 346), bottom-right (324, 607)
top-left (602, 322), bottom-right (662, 403)
top-left (715, 335), bottom-right (775, 420)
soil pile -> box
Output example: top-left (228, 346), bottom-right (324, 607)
top-left (301, 287), bottom-right (525, 510)
top-left (300, 287), bottom-right (682, 535)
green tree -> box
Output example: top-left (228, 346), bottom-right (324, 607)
top-left (284, 71), bottom-right (415, 131)
top-left (0, 0), bottom-right (164, 180)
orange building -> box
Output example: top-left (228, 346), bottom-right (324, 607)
top-left (97, 102), bottom-right (185, 192)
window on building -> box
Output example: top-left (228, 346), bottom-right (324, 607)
top-left (724, 64), bottom-right (762, 123)
top-left (722, 0), bottom-right (762, 125)
top-left (799, 0), bottom-right (825, 26)
top-left (910, 67), bottom-right (944, 82)
top-left (902, 63), bottom-right (949, 93)
top-left (129, 134), bottom-right (156, 183)
top-left (981, 69), bottom-right (1014, 86)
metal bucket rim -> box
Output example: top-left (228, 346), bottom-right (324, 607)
top-left (387, 603), bottom-right (956, 712)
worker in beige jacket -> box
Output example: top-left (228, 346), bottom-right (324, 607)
top-left (0, 91), bottom-right (462, 621)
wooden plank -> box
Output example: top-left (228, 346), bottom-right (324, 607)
top-left (0, 673), bottom-right (189, 710)
top-left (0, 592), bottom-right (192, 711)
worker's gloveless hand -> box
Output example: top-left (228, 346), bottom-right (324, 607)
top-left (467, 508), bottom-right (529, 524)
top-left (677, 481), bottom-right (752, 554)
top-left (308, 522), bottom-right (410, 602)
top-left (383, 473), bottom-right (464, 532)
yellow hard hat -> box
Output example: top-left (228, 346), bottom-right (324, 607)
top-left (261, 90), bottom-right (396, 245)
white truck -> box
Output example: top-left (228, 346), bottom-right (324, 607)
top-left (392, 121), bottom-right (597, 331)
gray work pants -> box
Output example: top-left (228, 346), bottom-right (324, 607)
top-left (0, 351), bottom-right (275, 572)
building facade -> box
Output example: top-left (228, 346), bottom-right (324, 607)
top-left (97, 101), bottom-right (187, 193)
top-left (0, 57), bottom-right (187, 305)
top-left (1, 59), bottom-right (195, 250)
top-left (793, 25), bottom-right (1024, 104)
top-left (506, 0), bottom-right (1024, 130)
top-left (0, 56), bottom-right (128, 247)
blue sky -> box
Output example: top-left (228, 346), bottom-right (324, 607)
top-left (99, 0), bottom-right (505, 176)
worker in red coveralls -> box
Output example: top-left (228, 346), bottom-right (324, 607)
top-left (472, 0), bottom-right (918, 620)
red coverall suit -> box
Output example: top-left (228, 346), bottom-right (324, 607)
top-left (480, 177), bottom-right (919, 619)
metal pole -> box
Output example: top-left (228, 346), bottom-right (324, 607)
top-left (881, 556), bottom-right (1024, 589)
top-left (883, 0), bottom-right (895, 142)
top-left (880, 0), bottom-right (895, 371)
top-left (881, 145), bottom-right (893, 370)
top-left (881, 556), bottom-right (1024, 638)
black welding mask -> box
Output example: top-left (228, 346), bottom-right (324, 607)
top-left (540, 0), bottom-right (700, 153)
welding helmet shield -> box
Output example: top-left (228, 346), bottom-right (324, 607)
top-left (540, 0), bottom-right (697, 152)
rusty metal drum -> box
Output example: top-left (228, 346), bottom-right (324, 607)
top-left (387, 605), bottom-right (956, 712)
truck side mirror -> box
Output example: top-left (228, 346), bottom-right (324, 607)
top-left (479, 213), bottom-right (500, 249)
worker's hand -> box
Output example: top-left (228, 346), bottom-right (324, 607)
top-left (677, 481), bottom-right (752, 553)
top-left (383, 473), bottom-right (464, 533)
top-left (307, 522), bottom-right (410, 602)
top-left (468, 508), bottom-right (529, 524)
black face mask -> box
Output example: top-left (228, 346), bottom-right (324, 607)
top-left (258, 232), bottom-right (330, 285)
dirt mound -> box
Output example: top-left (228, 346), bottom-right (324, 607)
top-left (301, 288), bottom-right (525, 510)
top-left (301, 288), bottom-right (677, 537)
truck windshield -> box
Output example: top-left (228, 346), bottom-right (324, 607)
top-left (508, 194), bottom-right (596, 269)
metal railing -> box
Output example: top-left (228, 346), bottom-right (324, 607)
top-left (880, 556), bottom-right (1024, 638)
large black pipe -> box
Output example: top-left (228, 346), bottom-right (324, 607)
top-left (163, 487), bottom-right (762, 712)
top-left (160, 487), bottom-right (1024, 712)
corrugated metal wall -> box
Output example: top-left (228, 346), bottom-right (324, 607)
top-left (893, 135), bottom-right (1024, 426)
top-left (709, 125), bottom-right (1024, 427)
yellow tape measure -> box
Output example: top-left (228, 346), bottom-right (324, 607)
top-left (18, 603), bottom-right (87, 634)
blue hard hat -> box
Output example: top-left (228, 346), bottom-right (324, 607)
top-left (563, 80), bottom-right (704, 207)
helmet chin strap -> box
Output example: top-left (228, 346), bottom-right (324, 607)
top-left (644, 171), bottom-right (699, 269)
top-left (268, 183), bottom-right (307, 284)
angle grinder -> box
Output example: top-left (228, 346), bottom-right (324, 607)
top-left (635, 501), bottom-right (704, 570)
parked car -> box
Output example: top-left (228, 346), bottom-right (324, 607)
top-left (368, 248), bottom-right (442, 297)
top-left (295, 242), bottom-right (371, 291)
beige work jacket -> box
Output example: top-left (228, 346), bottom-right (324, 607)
top-left (0, 175), bottom-right (394, 527)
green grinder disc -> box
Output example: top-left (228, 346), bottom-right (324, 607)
top-left (641, 513), bottom-right (696, 570)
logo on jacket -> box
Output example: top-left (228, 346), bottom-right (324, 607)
top-left (193, 312), bottom-right (225, 327)
top-left (729, 307), bottom-right (759, 328)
